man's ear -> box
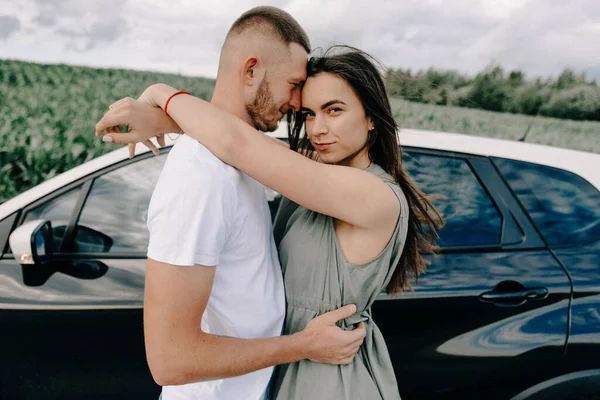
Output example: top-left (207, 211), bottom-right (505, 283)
top-left (242, 57), bottom-right (259, 87)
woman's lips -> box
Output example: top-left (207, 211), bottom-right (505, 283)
top-left (314, 142), bottom-right (334, 151)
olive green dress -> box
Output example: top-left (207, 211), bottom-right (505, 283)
top-left (271, 165), bottom-right (409, 400)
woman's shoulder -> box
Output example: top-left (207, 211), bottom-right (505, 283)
top-left (365, 164), bottom-right (394, 184)
top-left (366, 164), bottom-right (409, 213)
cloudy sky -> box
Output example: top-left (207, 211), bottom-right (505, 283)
top-left (1, 0), bottom-right (599, 80)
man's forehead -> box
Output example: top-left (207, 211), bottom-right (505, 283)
top-left (287, 42), bottom-right (308, 81)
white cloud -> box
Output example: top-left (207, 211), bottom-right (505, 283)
top-left (0, 15), bottom-right (20, 39)
top-left (0, 0), bottom-right (598, 80)
top-left (461, 0), bottom-right (600, 78)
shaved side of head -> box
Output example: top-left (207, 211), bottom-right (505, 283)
top-left (226, 6), bottom-right (310, 53)
top-left (217, 6), bottom-right (310, 75)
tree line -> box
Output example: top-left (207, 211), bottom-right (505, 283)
top-left (384, 64), bottom-right (600, 121)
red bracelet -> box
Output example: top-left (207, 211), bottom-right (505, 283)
top-left (164, 91), bottom-right (191, 118)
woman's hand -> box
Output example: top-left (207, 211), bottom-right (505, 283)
top-left (95, 87), bottom-right (181, 158)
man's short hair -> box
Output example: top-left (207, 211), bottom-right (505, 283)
top-left (227, 6), bottom-right (311, 54)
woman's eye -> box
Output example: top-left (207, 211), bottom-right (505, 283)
top-left (302, 111), bottom-right (315, 119)
top-left (328, 108), bottom-right (342, 114)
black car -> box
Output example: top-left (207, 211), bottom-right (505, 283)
top-left (1, 129), bottom-right (599, 399)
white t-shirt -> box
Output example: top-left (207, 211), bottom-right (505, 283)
top-left (146, 134), bottom-right (286, 400)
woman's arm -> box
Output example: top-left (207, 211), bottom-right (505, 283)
top-left (99, 84), bottom-right (399, 229)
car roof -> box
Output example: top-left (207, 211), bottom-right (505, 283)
top-left (1, 126), bottom-right (599, 218)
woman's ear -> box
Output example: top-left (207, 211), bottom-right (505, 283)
top-left (242, 57), bottom-right (259, 87)
top-left (367, 117), bottom-right (375, 131)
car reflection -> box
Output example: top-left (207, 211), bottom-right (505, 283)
top-left (436, 295), bottom-right (600, 356)
top-left (405, 251), bottom-right (571, 293)
top-left (0, 259), bottom-right (145, 307)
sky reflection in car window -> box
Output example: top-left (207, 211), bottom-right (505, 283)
top-left (76, 155), bottom-right (167, 253)
top-left (494, 158), bottom-right (600, 247)
top-left (403, 152), bottom-right (502, 247)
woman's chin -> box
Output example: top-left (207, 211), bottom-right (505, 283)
top-left (318, 153), bottom-right (340, 165)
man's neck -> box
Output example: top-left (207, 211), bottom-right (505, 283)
top-left (210, 81), bottom-right (254, 127)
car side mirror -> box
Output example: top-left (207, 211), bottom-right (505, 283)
top-left (9, 220), bottom-right (111, 286)
top-left (9, 219), bottom-right (54, 265)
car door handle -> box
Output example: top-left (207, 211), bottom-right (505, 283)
top-left (479, 287), bottom-right (548, 302)
top-left (479, 281), bottom-right (549, 307)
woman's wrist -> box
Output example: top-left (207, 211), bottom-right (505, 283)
top-left (150, 84), bottom-right (178, 111)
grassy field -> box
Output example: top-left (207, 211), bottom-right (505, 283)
top-left (1, 59), bottom-right (599, 201)
top-left (0, 59), bottom-right (215, 201)
top-left (391, 98), bottom-right (600, 153)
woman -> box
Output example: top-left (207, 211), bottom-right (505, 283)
top-left (100, 47), bottom-right (442, 399)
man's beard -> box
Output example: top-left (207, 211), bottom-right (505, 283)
top-left (246, 76), bottom-right (281, 132)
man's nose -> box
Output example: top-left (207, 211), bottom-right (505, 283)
top-left (289, 89), bottom-right (301, 112)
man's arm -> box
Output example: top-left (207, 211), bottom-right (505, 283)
top-left (144, 258), bottom-right (364, 387)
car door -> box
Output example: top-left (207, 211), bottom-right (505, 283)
top-left (370, 149), bottom-right (572, 399)
top-left (493, 158), bottom-right (600, 387)
top-left (0, 151), bottom-right (169, 400)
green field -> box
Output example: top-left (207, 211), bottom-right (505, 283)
top-left (1, 59), bottom-right (599, 202)
top-left (392, 98), bottom-right (600, 153)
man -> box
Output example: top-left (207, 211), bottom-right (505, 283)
top-left (97, 6), bottom-right (365, 400)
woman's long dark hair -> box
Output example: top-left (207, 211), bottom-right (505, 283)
top-left (288, 46), bottom-right (444, 295)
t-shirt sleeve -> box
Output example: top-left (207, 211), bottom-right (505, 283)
top-left (146, 161), bottom-right (236, 267)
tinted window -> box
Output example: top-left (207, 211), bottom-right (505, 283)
top-left (22, 186), bottom-right (82, 249)
top-left (494, 158), bottom-right (600, 246)
top-left (75, 155), bottom-right (167, 253)
top-left (23, 186), bottom-right (81, 224)
top-left (403, 152), bottom-right (502, 247)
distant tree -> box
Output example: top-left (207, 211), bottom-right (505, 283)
top-left (540, 85), bottom-right (600, 121)
top-left (463, 64), bottom-right (508, 112)
top-left (555, 68), bottom-right (583, 90)
top-left (440, 87), bottom-right (449, 105)
top-left (508, 70), bottom-right (525, 87)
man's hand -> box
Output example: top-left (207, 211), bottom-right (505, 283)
top-left (95, 95), bottom-right (181, 158)
top-left (299, 304), bottom-right (367, 365)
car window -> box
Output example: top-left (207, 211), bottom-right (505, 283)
top-left (403, 152), bottom-right (502, 247)
top-left (21, 186), bottom-right (83, 250)
top-left (74, 154), bottom-right (168, 253)
top-left (493, 158), bottom-right (600, 246)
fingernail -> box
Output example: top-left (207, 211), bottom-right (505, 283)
top-left (102, 136), bottom-right (113, 143)
top-left (350, 304), bottom-right (356, 313)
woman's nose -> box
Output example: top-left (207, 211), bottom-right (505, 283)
top-left (311, 115), bottom-right (328, 136)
